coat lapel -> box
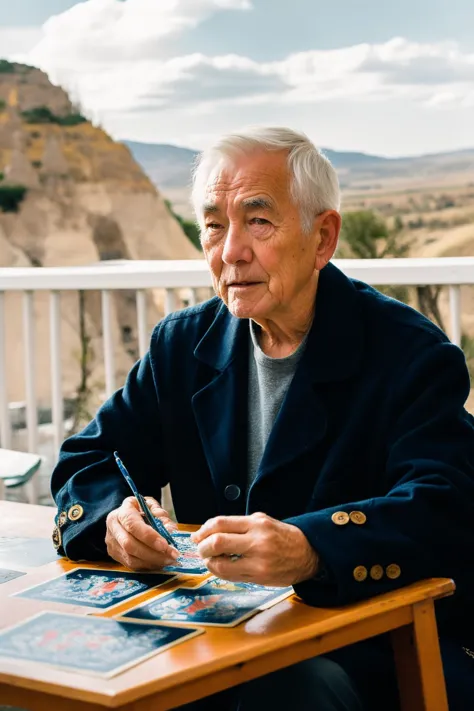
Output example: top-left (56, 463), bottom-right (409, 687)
top-left (249, 263), bottom-right (365, 499)
top-left (192, 304), bottom-right (249, 515)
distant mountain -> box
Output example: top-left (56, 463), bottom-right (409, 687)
top-left (124, 140), bottom-right (474, 192)
top-left (124, 140), bottom-right (198, 189)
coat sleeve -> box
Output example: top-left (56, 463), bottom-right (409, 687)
top-left (285, 340), bottom-right (474, 608)
top-left (51, 325), bottom-right (167, 561)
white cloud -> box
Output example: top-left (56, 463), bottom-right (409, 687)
top-left (0, 27), bottom-right (44, 57)
top-left (3, 1), bottom-right (474, 147)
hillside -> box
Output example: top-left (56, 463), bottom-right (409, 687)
top-left (0, 60), bottom-right (201, 412)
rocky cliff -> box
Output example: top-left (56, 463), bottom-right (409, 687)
top-left (0, 60), bottom-right (201, 416)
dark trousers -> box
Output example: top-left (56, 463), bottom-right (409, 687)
top-left (179, 655), bottom-right (364, 710)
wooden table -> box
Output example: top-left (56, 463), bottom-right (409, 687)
top-left (0, 501), bottom-right (454, 711)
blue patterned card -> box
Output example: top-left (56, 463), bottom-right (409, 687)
top-left (122, 578), bottom-right (293, 627)
top-left (13, 568), bottom-right (175, 610)
top-left (0, 611), bottom-right (203, 677)
top-left (162, 532), bottom-right (208, 575)
top-left (0, 568), bottom-right (26, 585)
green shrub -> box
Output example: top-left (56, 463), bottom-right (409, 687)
top-left (0, 99), bottom-right (6, 111)
top-left (165, 199), bottom-right (202, 251)
top-left (21, 105), bottom-right (87, 126)
top-left (0, 59), bottom-right (15, 74)
top-left (0, 185), bottom-right (27, 213)
top-left (58, 113), bottom-right (87, 126)
top-left (180, 219), bottom-right (201, 251)
top-left (32, 160), bottom-right (42, 169)
top-left (0, 172), bottom-right (4, 182)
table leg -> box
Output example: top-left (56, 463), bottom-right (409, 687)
top-left (391, 599), bottom-right (448, 711)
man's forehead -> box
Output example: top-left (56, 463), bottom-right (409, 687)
top-left (203, 160), bottom-right (289, 209)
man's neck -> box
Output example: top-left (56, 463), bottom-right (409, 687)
top-left (252, 281), bottom-right (318, 359)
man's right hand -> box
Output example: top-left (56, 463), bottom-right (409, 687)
top-left (105, 496), bottom-right (179, 570)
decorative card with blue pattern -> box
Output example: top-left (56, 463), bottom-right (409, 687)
top-left (12, 568), bottom-right (175, 610)
top-left (0, 537), bottom-right (57, 569)
top-left (121, 577), bottom-right (293, 627)
top-left (0, 568), bottom-right (26, 585)
top-left (0, 611), bottom-right (203, 677)
top-left (161, 532), bottom-right (208, 575)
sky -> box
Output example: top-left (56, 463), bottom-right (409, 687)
top-left (1, 0), bottom-right (474, 156)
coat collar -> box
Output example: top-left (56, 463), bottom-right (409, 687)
top-left (194, 261), bottom-right (364, 383)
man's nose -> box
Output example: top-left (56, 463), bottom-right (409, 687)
top-left (221, 224), bottom-right (252, 265)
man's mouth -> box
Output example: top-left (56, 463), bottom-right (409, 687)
top-left (228, 281), bottom-right (260, 287)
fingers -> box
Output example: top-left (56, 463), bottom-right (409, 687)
top-left (196, 532), bottom-right (248, 559)
top-left (205, 555), bottom-right (254, 583)
top-left (105, 499), bottom-right (179, 571)
top-left (118, 498), bottom-right (176, 552)
top-left (144, 497), bottom-right (178, 533)
top-left (191, 515), bottom-right (250, 544)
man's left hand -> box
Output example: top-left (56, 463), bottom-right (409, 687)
top-left (191, 512), bottom-right (319, 586)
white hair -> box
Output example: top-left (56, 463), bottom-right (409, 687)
top-left (191, 126), bottom-right (341, 234)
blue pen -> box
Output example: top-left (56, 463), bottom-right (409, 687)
top-left (113, 451), bottom-right (176, 548)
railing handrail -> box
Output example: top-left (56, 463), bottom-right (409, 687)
top-left (0, 257), bottom-right (474, 290)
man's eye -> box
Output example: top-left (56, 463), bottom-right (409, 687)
top-left (206, 223), bottom-right (222, 230)
top-left (250, 218), bottom-right (269, 225)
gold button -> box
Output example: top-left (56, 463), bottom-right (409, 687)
top-left (68, 504), bottom-right (84, 522)
top-left (386, 564), bottom-right (401, 580)
top-left (370, 565), bottom-right (384, 581)
top-left (58, 511), bottom-right (67, 527)
top-left (52, 525), bottom-right (62, 550)
top-left (349, 511), bottom-right (367, 525)
top-left (353, 565), bottom-right (368, 582)
top-left (331, 511), bottom-right (350, 526)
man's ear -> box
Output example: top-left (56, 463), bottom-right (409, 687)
top-left (314, 211), bottom-right (342, 271)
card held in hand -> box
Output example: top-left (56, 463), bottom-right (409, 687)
top-left (13, 568), bottom-right (175, 610)
top-left (0, 611), bottom-right (203, 678)
top-left (161, 532), bottom-right (208, 575)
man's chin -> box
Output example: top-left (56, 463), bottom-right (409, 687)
top-left (227, 300), bottom-right (263, 320)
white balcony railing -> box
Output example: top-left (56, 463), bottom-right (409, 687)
top-left (0, 257), bottom-right (473, 475)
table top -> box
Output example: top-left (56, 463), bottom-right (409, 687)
top-left (0, 501), bottom-right (455, 708)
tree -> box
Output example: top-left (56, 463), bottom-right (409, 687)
top-left (338, 210), bottom-right (409, 303)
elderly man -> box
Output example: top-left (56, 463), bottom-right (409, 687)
top-left (52, 127), bottom-right (474, 711)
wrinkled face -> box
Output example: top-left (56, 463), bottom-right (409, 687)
top-left (199, 150), bottom-right (321, 321)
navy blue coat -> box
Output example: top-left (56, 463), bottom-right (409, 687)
top-left (52, 262), bottom-right (474, 709)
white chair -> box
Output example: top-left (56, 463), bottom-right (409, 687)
top-left (0, 448), bottom-right (42, 504)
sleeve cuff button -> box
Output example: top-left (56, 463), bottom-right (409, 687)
top-left (349, 511), bottom-right (367, 525)
top-left (68, 504), bottom-right (84, 522)
top-left (386, 564), bottom-right (401, 579)
top-left (52, 525), bottom-right (62, 550)
top-left (353, 565), bottom-right (368, 582)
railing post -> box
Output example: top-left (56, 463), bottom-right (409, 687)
top-left (0, 292), bottom-right (11, 457)
top-left (50, 291), bottom-right (64, 458)
top-left (101, 290), bottom-right (116, 397)
top-left (165, 289), bottom-right (179, 316)
top-left (449, 285), bottom-right (462, 347)
top-left (23, 291), bottom-right (38, 454)
top-left (23, 291), bottom-right (40, 504)
top-left (188, 289), bottom-right (197, 307)
top-left (136, 290), bottom-right (148, 358)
